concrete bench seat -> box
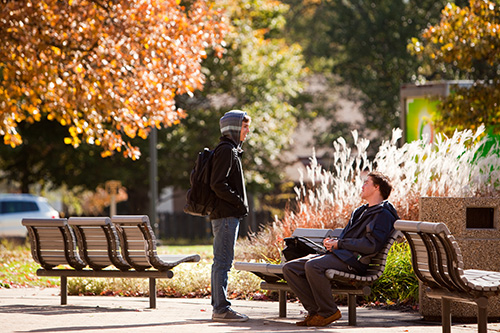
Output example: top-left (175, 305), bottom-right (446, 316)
top-left (234, 227), bottom-right (401, 325)
top-left (394, 219), bottom-right (500, 333)
top-left (22, 215), bottom-right (200, 308)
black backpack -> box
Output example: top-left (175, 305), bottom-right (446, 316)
top-left (184, 147), bottom-right (218, 217)
top-left (184, 142), bottom-right (234, 217)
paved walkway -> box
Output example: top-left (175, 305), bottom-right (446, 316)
top-left (0, 288), bottom-right (499, 332)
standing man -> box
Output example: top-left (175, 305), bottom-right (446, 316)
top-left (282, 171), bottom-right (399, 327)
top-left (210, 110), bottom-right (251, 322)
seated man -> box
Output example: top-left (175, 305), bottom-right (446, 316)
top-left (282, 171), bottom-right (399, 327)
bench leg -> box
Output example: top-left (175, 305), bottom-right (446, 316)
top-left (149, 278), bottom-right (156, 309)
top-left (279, 290), bottom-right (287, 317)
top-left (60, 276), bottom-right (67, 305)
top-left (347, 294), bottom-right (356, 326)
top-left (477, 298), bottom-right (488, 333)
top-left (441, 298), bottom-right (451, 333)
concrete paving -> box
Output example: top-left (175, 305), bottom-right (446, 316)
top-left (0, 287), bottom-right (499, 332)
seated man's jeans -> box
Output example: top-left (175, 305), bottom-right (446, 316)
top-left (282, 252), bottom-right (353, 318)
top-left (211, 217), bottom-right (240, 314)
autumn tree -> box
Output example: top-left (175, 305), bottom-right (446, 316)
top-left (0, 0), bottom-right (228, 159)
top-left (0, 0), bottom-right (306, 215)
top-left (408, 0), bottom-right (500, 136)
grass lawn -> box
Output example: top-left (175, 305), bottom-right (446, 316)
top-left (162, 244), bottom-right (213, 259)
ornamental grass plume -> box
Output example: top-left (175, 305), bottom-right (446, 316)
top-left (236, 126), bottom-right (500, 262)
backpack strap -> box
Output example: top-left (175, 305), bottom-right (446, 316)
top-left (214, 141), bottom-right (235, 177)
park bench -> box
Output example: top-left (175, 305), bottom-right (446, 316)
top-left (394, 220), bottom-right (500, 333)
top-left (22, 216), bottom-right (200, 308)
top-left (234, 227), bottom-right (401, 325)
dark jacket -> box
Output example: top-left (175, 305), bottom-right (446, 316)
top-left (333, 201), bottom-right (399, 273)
top-left (209, 136), bottom-right (248, 220)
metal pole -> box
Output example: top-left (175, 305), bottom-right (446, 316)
top-left (105, 180), bottom-right (121, 217)
top-left (149, 127), bottom-right (158, 238)
top-left (110, 194), bottom-right (116, 217)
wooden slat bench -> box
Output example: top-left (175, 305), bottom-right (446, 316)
top-left (234, 227), bottom-right (401, 325)
top-left (394, 220), bottom-right (500, 333)
top-left (111, 215), bottom-right (200, 271)
top-left (68, 217), bottom-right (131, 271)
top-left (22, 216), bottom-right (200, 308)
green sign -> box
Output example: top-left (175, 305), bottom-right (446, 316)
top-left (406, 97), bottom-right (439, 143)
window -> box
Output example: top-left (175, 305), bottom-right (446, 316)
top-left (0, 201), bottom-right (39, 214)
top-left (466, 207), bottom-right (494, 229)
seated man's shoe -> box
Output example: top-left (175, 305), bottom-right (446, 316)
top-left (296, 314), bottom-right (315, 326)
top-left (307, 310), bottom-right (342, 327)
top-left (212, 308), bottom-right (249, 322)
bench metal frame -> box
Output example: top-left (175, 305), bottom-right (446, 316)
top-left (37, 268), bottom-right (173, 308)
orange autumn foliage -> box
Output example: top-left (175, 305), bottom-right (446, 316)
top-left (0, 0), bottom-right (228, 159)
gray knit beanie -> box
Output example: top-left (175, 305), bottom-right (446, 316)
top-left (219, 110), bottom-right (247, 145)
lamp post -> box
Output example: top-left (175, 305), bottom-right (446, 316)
top-left (149, 126), bottom-right (159, 237)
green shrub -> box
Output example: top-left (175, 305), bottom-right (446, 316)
top-left (369, 241), bottom-right (418, 305)
top-left (68, 277), bottom-right (109, 296)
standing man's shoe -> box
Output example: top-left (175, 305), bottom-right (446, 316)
top-left (212, 308), bottom-right (249, 322)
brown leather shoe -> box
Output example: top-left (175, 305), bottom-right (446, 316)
top-left (296, 314), bottom-right (314, 326)
top-left (307, 310), bottom-right (342, 326)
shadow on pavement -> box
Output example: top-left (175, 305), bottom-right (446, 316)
top-left (0, 304), bottom-right (136, 315)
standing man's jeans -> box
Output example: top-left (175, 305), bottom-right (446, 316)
top-left (211, 217), bottom-right (240, 314)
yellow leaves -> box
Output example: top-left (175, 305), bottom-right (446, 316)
top-left (408, 37), bottom-right (422, 54)
top-left (51, 46), bottom-right (61, 56)
top-left (3, 132), bottom-right (22, 148)
top-left (64, 126), bottom-right (81, 147)
top-left (1, 66), bottom-right (9, 81)
top-left (75, 64), bottom-right (84, 73)
top-left (101, 150), bottom-right (113, 158)
top-left (68, 126), bottom-right (78, 137)
top-left (410, 0), bottom-right (499, 72)
top-left (30, 106), bottom-right (41, 122)
top-left (123, 124), bottom-right (137, 139)
top-left (441, 43), bottom-right (454, 52)
top-left (138, 128), bottom-right (148, 139)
